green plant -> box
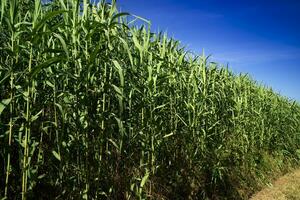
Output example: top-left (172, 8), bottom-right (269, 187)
top-left (0, 0), bottom-right (300, 199)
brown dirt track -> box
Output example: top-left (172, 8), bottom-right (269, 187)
top-left (250, 169), bottom-right (300, 200)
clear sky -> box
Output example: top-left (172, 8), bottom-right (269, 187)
top-left (113, 0), bottom-right (300, 102)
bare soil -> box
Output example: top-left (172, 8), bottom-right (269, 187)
top-left (250, 169), bottom-right (300, 200)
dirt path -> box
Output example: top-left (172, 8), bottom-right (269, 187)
top-left (250, 169), bottom-right (300, 200)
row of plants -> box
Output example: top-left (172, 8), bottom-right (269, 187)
top-left (1, 0), bottom-right (300, 199)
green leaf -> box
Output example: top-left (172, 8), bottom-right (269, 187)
top-left (30, 56), bottom-right (65, 78)
top-left (37, 174), bottom-right (46, 179)
top-left (53, 33), bottom-right (69, 58)
top-left (107, 139), bottom-right (119, 151)
top-left (119, 37), bottom-right (134, 67)
top-left (112, 84), bottom-right (123, 96)
top-left (132, 32), bottom-right (143, 53)
top-left (33, 10), bottom-right (67, 34)
top-left (52, 150), bottom-right (61, 161)
top-left (115, 116), bottom-right (124, 135)
top-left (0, 98), bottom-right (11, 115)
top-left (132, 14), bottom-right (151, 25)
top-left (0, 0), bottom-right (7, 22)
top-left (112, 84), bottom-right (124, 113)
top-left (31, 109), bottom-right (43, 122)
top-left (110, 12), bottom-right (129, 24)
top-left (46, 80), bottom-right (55, 88)
top-left (163, 132), bottom-right (174, 139)
top-left (112, 60), bottom-right (124, 88)
top-left (152, 104), bottom-right (167, 112)
top-left (140, 169), bottom-right (150, 188)
top-left (0, 70), bottom-right (11, 85)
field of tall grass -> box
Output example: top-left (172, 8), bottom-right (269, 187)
top-left (1, 0), bottom-right (300, 199)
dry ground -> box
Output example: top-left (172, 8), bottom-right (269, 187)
top-left (250, 169), bottom-right (300, 200)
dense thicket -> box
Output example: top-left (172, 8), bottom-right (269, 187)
top-left (1, 0), bottom-right (300, 199)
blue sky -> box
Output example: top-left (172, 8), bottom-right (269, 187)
top-left (113, 0), bottom-right (300, 102)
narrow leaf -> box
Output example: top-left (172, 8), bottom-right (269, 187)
top-left (30, 56), bottom-right (64, 78)
top-left (0, 70), bottom-right (11, 85)
top-left (0, 98), bottom-right (11, 115)
top-left (140, 169), bottom-right (150, 188)
top-left (53, 33), bottom-right (69, 58)
top-left (31, 109), bottom-right (43, 122)
top-left (110, 12), bottom-right (129, 24)
top-left (112, 60), bottom-right (124, 87)
top-left (33, 10), bottom-right (67, 33)
top-left (52, 150), bottom-right (61, 161)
